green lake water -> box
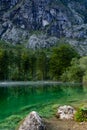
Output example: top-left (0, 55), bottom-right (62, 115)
top-left (0, 82), bottom-right (87, 130)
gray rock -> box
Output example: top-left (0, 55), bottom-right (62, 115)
top-left (27, 34), bottom-right (58, 49)
top-left (2, 26), bottom-right (29, 44)
top-left (57, 105), bottom-right (76, 120)
top-left (18, 111), bottom-right (45, 130)
top-left (1, 0), bottom-right (87, 54)
top-left (0, 0), bottom-right (86, 38)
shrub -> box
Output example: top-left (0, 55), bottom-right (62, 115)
top-left (61, 58), bottom-right (84, 82)
top-left (75, 106), bottom-right (87, 122)
top-left (50, 44), bottom-right (79, 80)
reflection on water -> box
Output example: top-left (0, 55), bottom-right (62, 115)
top-left (0, 82), bottom-right (87, 122)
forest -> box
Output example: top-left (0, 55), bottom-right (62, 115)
top-left (0, 40), bottom-right (87, 82)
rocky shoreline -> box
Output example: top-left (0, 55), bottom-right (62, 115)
top-left (17, 105), bottom-right (87, 130)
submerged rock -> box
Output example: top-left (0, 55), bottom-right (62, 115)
top-left (18, 111), bottom-right (45, 130)
top-left (57, 105), bottom-right (76, 120)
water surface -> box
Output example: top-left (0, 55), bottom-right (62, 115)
top-left (0, 82), bottom-right (87, 129)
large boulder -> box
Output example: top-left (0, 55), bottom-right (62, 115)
top-left (18, 111), bottom-right (45, 130)
top-left (57, 105), bottom-right (76, 120)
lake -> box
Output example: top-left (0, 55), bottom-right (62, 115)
top-left (0, 82), bottom-right (87, 130)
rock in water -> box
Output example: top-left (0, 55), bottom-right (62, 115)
top-left (18, 111), bottom-right (45, 130)
top-left (57, 105), bottom-right (76, 120)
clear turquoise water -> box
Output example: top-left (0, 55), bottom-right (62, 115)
top-left (0, 82), bottom-right (87, 130)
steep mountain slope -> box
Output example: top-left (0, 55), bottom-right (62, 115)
top-left (0, 0), bottom-right (87, 54)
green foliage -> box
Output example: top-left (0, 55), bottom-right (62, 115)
top-left (79, 56), bottom-right (87, 70)
top-left (35, 50), bottom-right (48, 80)
top-left (61, 56), bottom-right (87, 83)
top-left (0, 41), bottom-right (50, 80)
top-left (0, 49), bottom-right (9, 80)
top-left (79, 56), bottom-right (87, 83)
top-left (75, 106), bottom-right (87, 122)
top-left (0, 40), bottom-right (82, 81)
top-left (50, 44), bottom-right (79, 80)
top-left (83, 71), bottom-right (87, 83)
top-left (61, 58), bottom-right (84, 82)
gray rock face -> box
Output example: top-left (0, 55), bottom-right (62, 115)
top-left (27, 34), bottom-right (58, 49)
top-left (0, 0), bottom-right (20, 11)
top-left (18, 111), bottom-right (45, 130)
top-left (57, 105), bottom-right (76, 120)
top-left (0, 0), bottom-right (71, 37)
top-left (2, 26), bottom-right (29, 44)
top-left (0, 0), bottom-right (87, 54)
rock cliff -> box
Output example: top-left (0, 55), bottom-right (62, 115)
top-left (0, 0), bottom-right (87, 54)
